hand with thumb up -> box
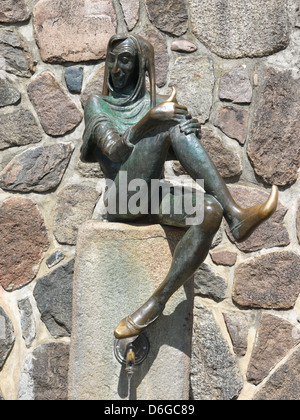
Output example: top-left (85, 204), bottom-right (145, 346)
top-left (148, 87), bottom-right (189, 124)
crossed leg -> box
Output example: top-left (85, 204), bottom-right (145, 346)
top-left (109, 124), bottom-right (277, 338)
top-left (107, 130), bottom-right (224, 338)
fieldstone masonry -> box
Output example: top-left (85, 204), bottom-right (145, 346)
top-left (0, 0), bottom-right (299, 401)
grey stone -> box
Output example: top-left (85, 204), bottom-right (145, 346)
top-left (33, 259), bottom-right (74, 338)
top-left (247, 314), bottom-right (300, 385)
top-left (76, 160), bottom-right (105, 178)
top-left (211, 228), bottom-right (223, 249)
top-left (0, 109), bottom-right (43, 151)
top-left (194, 263), bottom-right (226, 302)
top-left (0, 78), bottom-right (21, 107)
top-left (223, 312), bottom-right (248, 358)
top-left (120, 0), bottom-right (139, 30)
top-left (139, 29), bottom-right (169, 88)
top-left (189, 0), bottom-right (290, 58)
top-left (53, 184), bottom-right (100, 246)
top-left (0, 28), bottom-right (35, 78)
top-left (69, 222), bottom-right (193, 400)
top-left (81, 65), bottom-right (105, 108)
top-left (247, 67), bottom-right (300, 187)
top-left (266, 31), bottom-right (300, 88)
top-left (46, 251), bottom-right (65, 269)
top-left (146, 0), bottom-right (188, 37)
top-left (219, 66), bottom-right (253, 104)
top-left (296, 3), bottom-right (300, 28)
top-left (297, 200), bottom-right (300, 245)
top-left (0, 143), bottom-right (74, 193)
top-left (65, 67), bottom-right (83, 94)
top-left (169, 56), bottom-right (214, 124)
top-left (0, 306), bottom-right (15, 370)
top-left (190, 300), bottom-right (243, 400)
top-left (254, 346), bottom-right (300, 400)
top-left (18, 298), bottom-right (36, 348)
top-left (18, 342), bottom-right (69, 400)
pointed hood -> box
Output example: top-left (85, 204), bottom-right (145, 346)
top-left (102, 34), bottom-right (156, 109)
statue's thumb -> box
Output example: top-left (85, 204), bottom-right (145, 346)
top-left (165, 87), bottom-right (177, 103)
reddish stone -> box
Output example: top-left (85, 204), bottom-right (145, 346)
top-left (219, 66), bottom-right (252, 104)
top-left (0, 0), bottom-right (30, 23)
top-left (247, 314), bottom-right (300, 385)
top-left (171, 40), bottom-right (198, 53)
top-left (233, 252), bottom-right (300, 309)
top-left (210, 251), bottom-right (237, 266)
top-left (18, 343), bottom-right (69, 400)
top-left (28, 72), bottom-right (83, 136)
top-left (34, 0), bottom-right (117, 63)
top-left (200, 127), bottom-right (242, 179)
top-left (253, 346), bottom-right (300, 400)
top-left (215, 106), bottom-right (249, 145)
top-left (0, 198), bottom-right (49, 291)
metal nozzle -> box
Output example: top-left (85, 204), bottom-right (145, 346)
top-left (125, 344), bottom-right (136, 375)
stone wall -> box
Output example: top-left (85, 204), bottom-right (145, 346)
top-left (0, 0), bottom-right (299, 400)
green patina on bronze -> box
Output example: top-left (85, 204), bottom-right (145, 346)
top-left (81, 33), bottom-right (278, 339)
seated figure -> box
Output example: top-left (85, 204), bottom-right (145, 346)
top-left (81, 34), bottom-right (278, 339)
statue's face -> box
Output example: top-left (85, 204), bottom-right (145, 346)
top-left (108, 39), bottom-right (137, 92)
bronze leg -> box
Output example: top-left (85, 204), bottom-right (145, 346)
top-left (169, 125), bottom-right (278, 242)
top-left (114, 194), bottom-right (223, 339)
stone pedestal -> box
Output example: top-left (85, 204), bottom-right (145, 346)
top-left (68, 221), bottom-right (194, 400)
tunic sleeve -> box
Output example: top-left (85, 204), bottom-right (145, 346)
top-left (81, 95), bottom-right (134, 164)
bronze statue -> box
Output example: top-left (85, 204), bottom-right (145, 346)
top-left (81, 34), bottom-right (278, 339)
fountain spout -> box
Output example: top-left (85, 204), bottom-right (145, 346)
top-left (114, 334), bottom-right (150, 399)
top-left (126, 343), bottom-right (136, 376)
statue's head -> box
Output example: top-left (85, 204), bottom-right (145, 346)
top-left (107, 38), bottom-right (138, 93)
top-left (103, 34), bottom-right (156, 108)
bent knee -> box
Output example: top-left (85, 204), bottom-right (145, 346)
top-left (204, 195), bottom-right (223, 229)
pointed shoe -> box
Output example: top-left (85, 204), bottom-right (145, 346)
top-left (114, 316), bottom-right (149, 339)
top-left (230, 185), bottom-right (279, 242)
